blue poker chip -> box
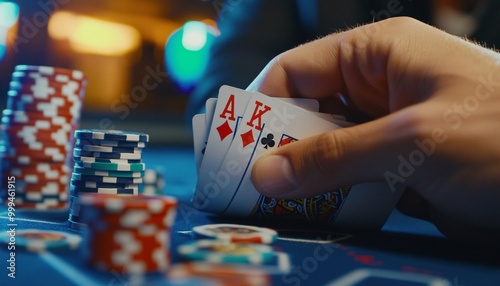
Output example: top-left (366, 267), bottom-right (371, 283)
top-left (70, 173), bottom-right (144, 184)
top-left (72, 166), bottom-right (144, 178)
top-left (75, 138), bottom-right (146, 148)
top-left (75, 129), bottom-right (149, 142)
top-left (70, 179), bottom-right (139, 190)
top-left (69, 185), bottom-right (138, 196)
top-left (73, 148), bottom-right (142, 160)
top-left (75, 144), bottom-right (142, 154)
top-left (73, 155), bottom-right (142, 164)
top-left (0, 229), bottom-right (82, 252)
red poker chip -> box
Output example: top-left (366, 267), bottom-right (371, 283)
top-left (8, 83), bottom-right (85, 102)
top-left (5, 101), bottom-right (77, 117)
top-left (7, 84), bottom-right (84, 101)
top-left (11, 76), bottom-right (86, 88)
top-left (2, 123), bottom-right (75, 136)
top-left (14, 65), bottom-right (87, 81)
top-left (3, 131), bottom-right (73, 143)
top-left (1, 118), bottom-right (77, 130)
top-left (7, 89), bottom-right (80, 105)
top-left (82, 208), bottom-right (173, 228)
top-left (80, 194), bottom-right (177, 228)
top-left (0, 153), bottom-right (72, 165)
top-left (15, 182), bottom-right (69, 193)
top-left (0, 171), bottom-right (70, 184)
top-left (1, 163), bottom-right (71, 178)
top-left (3, 139), bottom-right (72, 152)
top-left (1, 146), bottom-right (69, 161)
top-left (84, 230), bottom-right (170, 273)
top-left (9, 79), bottom-right (85, 94)
top-left (2, 109), bottom-right (78, 122)
top-left (80, 194), bottom-right (178, 213)
top-left (167, 262), bottom-right (272, 286)
top-left (2, 127), bottom-right (74, 141)
top-left (11, 71), bottom-right (87, 84)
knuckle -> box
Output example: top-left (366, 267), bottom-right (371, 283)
top-left (305, 132), bottom-right (347, 178)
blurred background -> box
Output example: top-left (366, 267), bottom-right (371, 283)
top-left (0, 0), bottom-right (219, 146)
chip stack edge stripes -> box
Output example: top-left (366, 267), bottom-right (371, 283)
top-left (68, 129), bottom-right (149, 231)
top-left (79, 194), bottom-right (177, 274)
top-left (0, 65), bottom-right (87, 210)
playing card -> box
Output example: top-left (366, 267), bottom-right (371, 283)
top-left (205, 98), bottom-right (217, 131)
top-left (192, 114), bottom-right (207, 174)
top-left (194, 92), bottom-right (343, 213)
top-left (196, 85), bottom-right (320, 195)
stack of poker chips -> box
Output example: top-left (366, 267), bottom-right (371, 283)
top-left (79, 194), bottom-right (178, 274)
top-left (141, 168), bottom-right (166, 195)
top-left (68, 129), bottom-right (149, 230)
top-left (0, 65), bottom-right (87, 210)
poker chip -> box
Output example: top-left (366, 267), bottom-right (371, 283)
top-left (73, 155), bottom-right (142, 164)
top-left (0, 65), bottom-right (86, 209)
top-left (70, 179), bottom-right (140, 189)
top-left (75, 129), bottom-right (149, 142)
top-left (73, 166), bottom-right (145, 178)
top-left (0, 229), bottom-right (82, 252)
top-left (15, 65), bottom-right (86, 80)
top-left (74, 161), bottom-right (146, 172)
top-left (177, 240), bottom-right (275, 264)
top-left (74, 148), bottom-right (143, 160)
top-left (192, 224), bottom-right (278, 244)
top-left (167, 262), bottom-right (272, 286)
top-left (69, 185), bottom-right (138, 196)
top-left (79, 194), bottom-right (177, 274)
top-left (75, 139), bottom-right (146, 148)
top-left (141, 168), bottom-right (166, 195)
top-left (71, 173), bottom-right (144, 184)
top-left (78, 144), bottom-right (142, 154)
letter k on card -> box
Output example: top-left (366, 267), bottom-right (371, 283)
top-left (240, 100), bottom-right (271, 148)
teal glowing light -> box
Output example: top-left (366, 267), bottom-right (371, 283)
top-left (0, 2), bottom-right (19, 61)
top-left (0, 44), bottom-right (6, 60)
top-left (0, 2), bottom-right (20, 28)
top-left (165, 21), bottom-right (216, 92)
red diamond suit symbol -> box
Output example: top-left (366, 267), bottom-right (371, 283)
top-left (216, 120), bottom-right (233, 141)
top-left (240, 129), bottom-right (255, 148)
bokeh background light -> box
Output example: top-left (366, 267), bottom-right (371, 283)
top-left (0, 1), bottom-right (19, 60)
top-left (165, 21), bottom-right (217, 93)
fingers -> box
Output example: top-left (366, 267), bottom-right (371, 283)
top-left (247, 17), bottom-right (418, 117)
top-left (251, 109), bottom-right (417, 199)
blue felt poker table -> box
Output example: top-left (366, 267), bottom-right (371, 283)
top-left (1, 146), bottom-right (499, 286)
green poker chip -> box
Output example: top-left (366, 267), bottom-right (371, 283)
top-left (177, 239), bottom-right (275, 264)
top-left (73, 166), bottom-right (144, 178)
top-left (0, 229), bottom-right (82, 252)
top-left (74, 160), bottom-right (146, 171)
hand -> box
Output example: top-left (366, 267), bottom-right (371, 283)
top-left (248, 17), bottom-right (500, 241)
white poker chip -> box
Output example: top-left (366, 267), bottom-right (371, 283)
top-left (192, 223), bottom-right (278, 244)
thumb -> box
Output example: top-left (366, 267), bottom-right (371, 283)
top-left (251, 111), bottom-right (414, 199)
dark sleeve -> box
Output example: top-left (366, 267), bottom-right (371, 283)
top-left (184, 0), bottom-right (305, 123)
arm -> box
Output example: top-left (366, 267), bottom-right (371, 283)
top-left (249, 17), bottom-right (500, 242)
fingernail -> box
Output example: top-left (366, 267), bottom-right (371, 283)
top-left (252, 155), bottom-right (297, 197)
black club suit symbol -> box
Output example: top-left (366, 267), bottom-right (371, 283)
top-left (261, 134), bottom-right (275, 149)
